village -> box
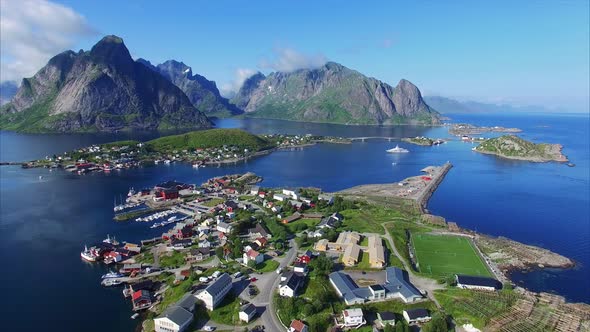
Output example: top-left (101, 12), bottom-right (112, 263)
top-left (80, 168), bottom-right (590, 332)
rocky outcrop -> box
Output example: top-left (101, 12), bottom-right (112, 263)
top-left (474, 135), bottom-right (568, 162)
top-left (0, 35), bottom-right (212, 132)
top-left (230, 62), bottom-right (440, 125)
top-left (138, 59), bottom-right (240, 117)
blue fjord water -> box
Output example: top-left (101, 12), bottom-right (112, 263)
top-left (0, 113), bottom-right (588, 331)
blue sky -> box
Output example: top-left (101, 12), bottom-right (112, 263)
top-left (2, 0), bottom-right (589, 111)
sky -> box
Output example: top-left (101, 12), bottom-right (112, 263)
top-left (1, 0), bottom-right (589, 112)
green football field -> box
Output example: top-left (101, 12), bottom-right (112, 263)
top-left (411, 234), bottom-right (492, 278)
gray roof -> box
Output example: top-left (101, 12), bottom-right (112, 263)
top-left (205, 273), bottom-right (232, 295)
top-left (240, 303), bottom-right (257, 315)
top-left (280, 272), bottom-right (303, 291)
top-left (384, 267), bottom-right (422, 300)
top-left (157, 306), bottom-right (193, 326)
top-left (176, 293), bottom-right (197, 311)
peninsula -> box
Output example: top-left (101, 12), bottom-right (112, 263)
top-left (474, 135), bottom-right (569, 162)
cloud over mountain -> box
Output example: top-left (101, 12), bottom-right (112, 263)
top-left (0, 0), bottom-right (95, 83)
top-left (259, 47), bottom-right (328, 72)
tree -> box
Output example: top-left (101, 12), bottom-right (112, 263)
top-left (422, 312), bottom-right (448, 332)
top-left (395, 320), bottom-right (410, 332)
top-left (215, 246), bottom-right (224, 260)
top-left (247, 260), bottom-right (257, 268)
top-left (308, 253), bottom-right (333, 277)
top-left (384, 324), bottom-right (395, 332)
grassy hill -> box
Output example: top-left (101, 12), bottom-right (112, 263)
top-left (146, 128), bottom-right (273, 152)
top-left (474, 135), bottom-right (568, 162)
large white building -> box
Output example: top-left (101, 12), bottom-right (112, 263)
top-left (455, 274), bottom-right (502, 291)
top-left (342, 308), bottom-right (365, 327)
top-left (154, 294), bottom-right (197, 332)
top-left (196, 273), bottom-right (232, 310)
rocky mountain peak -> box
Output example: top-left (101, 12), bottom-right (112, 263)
top-left (89, 35), bottom-right (133, 68)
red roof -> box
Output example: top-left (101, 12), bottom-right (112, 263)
top-left (247, 249), bottom-right (260, 258)
top-left (256, 237), bottom-right (268, 245)
top-left (290, 320), bottom-right (307, 332)
top-left (132, 290), bottom-right (149, 301)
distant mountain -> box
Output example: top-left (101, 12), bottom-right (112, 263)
top-left (0, 81), bottom-right (18, 105)
top-left (424, 96), bottom-right (559, 114)
top-left (230, 62), bottom-right (440, 125)
top-left (0, 35), bottom-right (212, 132)
top-left (138, 59), bottom-right (240, 117)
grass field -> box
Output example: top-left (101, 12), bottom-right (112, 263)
top-left (412, 234), bottom-right (491, 278)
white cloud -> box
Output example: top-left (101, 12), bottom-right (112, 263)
top-left (220, 68), bottom-right (258, 97)
top-left (259, 47), bottom-right (328, 72)
top-left (0, 0), bottom-right (95, 83)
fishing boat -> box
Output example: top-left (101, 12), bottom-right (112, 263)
top-left (101, 278), bottom-right (123, 287)
top-left (102, 271), bottom-right (124, 279)
top-left (80, 245), bottom-right (96, 262)
top-left (103, 234), bottom-right (119, 246)
top-left (131, 313), bottom-right (139, 320)
top-left (386, 145), bottom-right (409, 153)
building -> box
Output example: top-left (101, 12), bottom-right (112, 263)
top-left (132, 290), bottom-right (152, 311)
top-left (248, 223), bottom-right (271, 239)
top-left (170, 238), bottom-right (192, 249)
top-left (282, 188), bottom-right (300, 200)
top-left (289, 319), bottom-right (309, 332)
top-left (279, 271), bottom-right (304, 297)
top-left (342, 244), bottom-right (361, 266)
top-left (403, 308), bottom-right (431, 324)
top-left (315, 239), bottom-right (328, 251)
top-left (329, 267), bottom-right (423, 305)
top-left (282, 212), bottom-right (302, 224)
top-left (273, 193), bottom-right (288, 201)
top-left (243, 249), bottom-right (264, 265)
top-left (318, 194), bottom-right (334, 204)
top-left (249, 186), bottom-right (260, 195)
top-left (368, 234), bottom-right (386, 268)
top-left (342, 308), bottom-right (365, 327)
top-left (455, 275), bottom-right (502, 291)
top-left (216, 221), bottom-right (232, 234)
top-left (185, 248), bottom-right (210, 263)
top-left (239, 303), bottom-right (257, 323)
top-left (196, 273), bottom-right (232, 310)
top-left (255, 237), bottom-right (268, 248)
top-left (293, 262), bottom-right (308, 274)
top-left (377, 311), bottom-right (396, 327)
top-left (154, 306), bottom-right (194, 332)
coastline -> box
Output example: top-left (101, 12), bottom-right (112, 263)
top-left (473, 145), bottom-right (569, 163)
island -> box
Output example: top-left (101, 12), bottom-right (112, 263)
top-left (473, 135), bottom-right (569, 162)
top-left (402, 136), bottom-right (446, 146)
top-left (449, 123), bottom-right (522, 136)
top-left (18, 129), bottom-right (351, 172)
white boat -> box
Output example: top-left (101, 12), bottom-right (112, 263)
top-left (386, 145), bottom-right (409, 153)
top-left (167, 216), bottom-right (177, 222)
top-left (101, 278), bottom-right (123, 286)
top-left (131, 313), bottom-right (139, 319)
top-left (192, 163), bottom-right (199, 168)
top-left (80, 245), bottom-right (96, 262)
top-left (102, 271), bottom-right (124, 279)
top-left (103, 234), bottom-right (119, 246)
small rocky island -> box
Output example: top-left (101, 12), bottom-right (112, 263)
top-left (474, 135), bottom-right (568, 162)
top-left (402, 136), bottom-right (446, 146)
top-left (449, 123), bottom-right (522, 136)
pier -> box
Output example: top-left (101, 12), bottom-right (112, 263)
top-left (416, 162), bottom-right (453, 213)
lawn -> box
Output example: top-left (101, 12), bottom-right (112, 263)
top-left (159, 250), bottom-right (186, 268)
top-left (285, 218), bottom-right (321, 233)
top-left (202, 197), bottom-right (224, 207)
top-left (412, 234), bottom-right (492, 278)
top-left (254, 259), bottom-right (280, 273)
top-left (339, 205), bottom-right (410, 234)
top-left (344, 252), bottom-right (373, 270)
top-left (383, 237), bottom-right (403, 268)
top-left (209, 293), bottom-right (246, 326)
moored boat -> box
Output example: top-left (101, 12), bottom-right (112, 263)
top-left (80, 245), bottom-right (96, 262)
top-left (386, 145), bottom-right (409, 153)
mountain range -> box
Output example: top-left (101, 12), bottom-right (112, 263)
top-left (230, 62), bottom-right (440, 125)
top-left (0, 35), bottom-right (440, 132)
top-left (424, 96), bottom-right (561, 114)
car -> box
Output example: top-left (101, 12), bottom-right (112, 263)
top-left (249, 277), bottom-right (257, 282)
top-left (203, 326), bottom-right (216, 331)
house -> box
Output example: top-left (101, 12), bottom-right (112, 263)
top-left (120, 263), bottom-right (142, 274)
top-left (243, 249), bottom-right (264, 265)
top-left (318, 194), bottom-right (334, 204)
top-left (342, 308), bottom-right (365, 327)
top-left (186, 248), bottom-right (210, 263)
top-left (255, 237), bottom-right (268, 248)
top-left (258, 191), bottom-right (266, 198)
top-left (368, 235), bottom-right (386, 268)
top-left (249, 186), bottom-right (260, 195)
top-left (224, 200), bottom-right (239, 211)
top-left (342, 244), bottom-right (361, 266)
top-left (289, 200), bottom-right (304, 210)
top-left (176, 293), bottom-right (198, 312)
top-left (271, 205), bottom-right (283, 213)
top-left (196, 273), bottom-right (233, 310)
top-left (239, 303), bottom-right (257, 323)
top-left (124, 243), bottom-right (141, 253)
top-left (154, 306), bottom-right (194, 332)
top-left (309, 229), bottom-right (325, 238)
top-left (377, 311), bottom-right (396, 327)
top-left (403, 308), bottom-right (431, 324)
top-left (132, 290), bottom-right (152, 311)
top-left (170, 238), bottom-right (192, 249)
top-left (198, 240), bottom-right (211, 248)
top-left (216, 221), bottom-right (232, 234)
top-left (329, 267), bottom-right (423, 305)
top-left (279, 271), bottom-right (304, 297)
top-left (317, 216), bottom-right (338, 229)
top-left (289, 319), bottom-right (309, 332)
top-left (282, 188), bottom-right (300, 200)
top-left (129, 280), bottom-right (154, 293)
top-left (282, 212), bottom-right (302, 224)
top-left (273, 193), bottom-right (288, 201)
top-left (455, 275), bottom-right (502, 291)
top-left (248, 223), bottom-right (271, 239)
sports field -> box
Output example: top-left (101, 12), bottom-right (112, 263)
top-left (412, 234), bottom-right (492, 278)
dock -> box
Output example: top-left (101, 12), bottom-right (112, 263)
top-left (415, 162), bottom-right (452, 213)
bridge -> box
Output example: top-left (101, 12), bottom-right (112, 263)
top-left (349, 136), bottom-right (402, 142)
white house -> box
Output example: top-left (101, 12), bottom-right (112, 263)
top-left (318, 194), bottom-right (334, 204)
top-left (279, 272), bottom-right (304, 298)
top-left (403, 309), bottom-right (431, 324)
top-left (342, 308), bottom-right (365, 327)
top-left (196, 273), bottom-right (232, 310)
top-left (282, 189), bottom-right (300, 200)
top-left (216, 221), bottom-right (232, 234)
top-left (239, 303), bottom-right (257, 323)
top-left (154, 306), bottom-right (193, 332)
top-left (249, 186), bottom-right (260, 195)
top-left (273, 193), bottom-right (288, 201)
top-left (243, 249), bottom-right (264, 265)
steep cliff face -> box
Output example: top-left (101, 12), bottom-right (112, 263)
top-left (139, 59), bottom-right (240, 117)
top-left (230, 62), bottom-right (439, 125)
top-left (0, 35), bottom-right (212, 132)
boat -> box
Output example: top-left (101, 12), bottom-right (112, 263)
top-left (167, 216), bottom-right (177, 222)
top-left (101, 278), bottom-right (123, 287)
top-left (123, 286), bottom-right (132, 297)
top-left (131, 313), bottom-right (139, 320)
top-left (386, 145), bottom-right (409, 153)
top-left (102, 271), bottom-right (124, 279)
top-left (127, 187), bottom-right (135, 197)
top-left (80, 245), bottom-right (96, 262)
top-left (103, 234), bottom-right (119, 246)
top-left (192, 163), bottom-right (199, 168)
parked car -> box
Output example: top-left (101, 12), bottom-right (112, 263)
top-left (249, 277), bottom-right (257, 282)
top-left (203, 326), bottom-right (216, 331)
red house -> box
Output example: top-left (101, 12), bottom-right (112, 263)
top-left (132, 290), bottom-right (152, 311)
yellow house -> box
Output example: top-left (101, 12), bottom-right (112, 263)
top-left (342, 244), bottom-right (361, 266)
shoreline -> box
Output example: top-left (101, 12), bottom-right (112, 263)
top-left (473, 146), bottom-right (569, 163)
